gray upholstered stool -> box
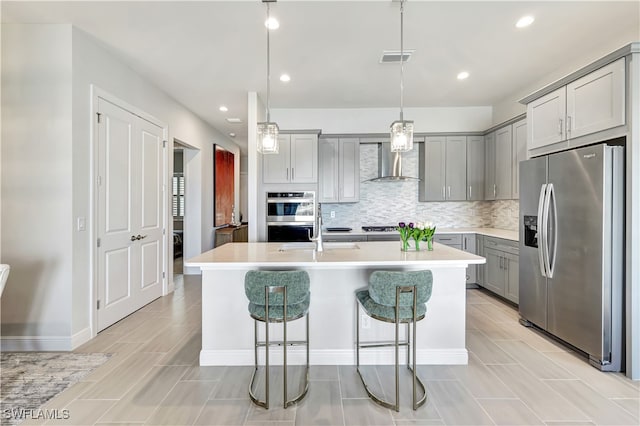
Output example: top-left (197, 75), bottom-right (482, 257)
top-left (355, 270), bottom-right (433, 411)
top-left (244, 270), bottom-right (310, 409)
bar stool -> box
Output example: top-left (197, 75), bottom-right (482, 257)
top-left (355, 270), bottom-right (433, 411)
top-left (244, 270), bottom-right (310, 409)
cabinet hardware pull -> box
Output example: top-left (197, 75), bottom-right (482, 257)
top-left (286, 168), bottom-right (289, 180)
top-left (448, 186), bottom-right (451, 199)
top-left (558, 118), bottom-right (563, 135)
top-left (292, 168), bottom-right (294, 181)
top-left (493, 184), bottom-right (497, 198)
top-left (469, 186), bottom-right (472, 199)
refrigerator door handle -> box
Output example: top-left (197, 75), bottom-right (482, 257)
top-left (547, 183), bottom-right (558, 278)
top-left (542, 182), bottom-right (553, 278)
top-left (537, 184), bottom-right (548, 277)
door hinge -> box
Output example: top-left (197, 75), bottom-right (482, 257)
top-left (162, 272), bottom-right (166, 279)
top-left (163, 140), bottom-right (167, 148)
top-left (97, 238), bottom-right (101, 248)
top-left (97, 175), bottom-right (102, 186)
top-left (97, 300), bottom-right (100, 310)
top-left (163, 228), bottom-right (166, 235)
top-left (96, 112), bottom-right (102, 123)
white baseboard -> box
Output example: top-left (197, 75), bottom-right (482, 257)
top-left (1, 336), bottom-right (73, 351)
top-left (200, 348), bottom-right (468, 366)
top-left (71, 327), bottom-right (92, 349)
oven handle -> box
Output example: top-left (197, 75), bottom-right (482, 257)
top-left (266, 198), bottom-right (315, 203)
top-left (267, 222), bottom-right (315, 226)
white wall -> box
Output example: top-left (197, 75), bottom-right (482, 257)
top-left (271, 107), bottom-right (493, 134)
top-left (1, 24), bottom-right (241, 349)
top-left (1, 24), bottom-right (73, 344)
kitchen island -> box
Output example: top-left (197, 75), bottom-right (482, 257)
top-left (185, 241), bottom-right (485, 366)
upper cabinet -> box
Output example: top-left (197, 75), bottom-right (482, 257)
top-left (494, 125), bottom-right (512, 200)
top-left (511, 119), bottom-right (527, 200)
top-left (566, 58), bottom-right (625, 139)
top-left (419, 136), bottom-right (467, 201)
top-left (318, 137), bottom-right (359, 203)
top-left (466, 136), bottom-right (485, 201)
top-left (263, 133), bottom-right (318, 184)
top-left (484, 119), bottom-right (526, 201)
top-left (527, 58), bottom-right (625, 155)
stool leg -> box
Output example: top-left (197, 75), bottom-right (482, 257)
top-left (265, 294), bottom-right (270, 409)
top-left (395, 287), bottom-right (401, 412)
top-left (283, 291), bottom-right (288, 409)
top-left (356, 300), bottom-right (360, 368)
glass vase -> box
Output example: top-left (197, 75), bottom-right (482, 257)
top-left (426, 238), bottom-right (433, 251)
top-left (401, 238), bottom-right (410, 251)
top-left (413, 238), bottom-right (420, 251)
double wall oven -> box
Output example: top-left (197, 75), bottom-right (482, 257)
top-left (266, 191), bottom-right (316, 242)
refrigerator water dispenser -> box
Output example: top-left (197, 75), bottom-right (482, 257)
top-left (523, 215), bottom-right (538, 248)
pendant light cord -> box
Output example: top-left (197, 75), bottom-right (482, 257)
top-left (399, 0), bottom-right (405, 122)
top-left (266, 2), bottom-right (272, 122)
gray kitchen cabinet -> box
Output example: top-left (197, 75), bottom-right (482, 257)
top-left (366, 234), bottom-right (400, 242)
top-left (319, 137), bottom-right (359, 203)
top-left (263, 133), bottom-right (318, 184)
top-left (419, 136), bottom-right (467, 201)
top-left (484, 248), bottom-right (506, 296)
top-left (527, 87), bottom-right (566, 151)
top-left (511, 119), bottom-right (527, 200)
top-left (462, 234), bottom-right (476, 284)
top-left (322, 234), bottom-right (367, 243)
top-left (526, 58), bottom-right (625, 154)
top-left (466, 136), bottom-right (485, 200)
top-left (505, 252), bottom-right (519, 303)
top-left (484, 132), bottom-right (496, 200)
top-left (476, 234), bottom-right (485, 286)
top-left (566, 58), bottom-right (625, 140)
top-left (494, 125), bottom-right (512, 200)
top-left (483, 236), bottom-right (519, 303)
top-left (434, 233), bottom-right (476, 285)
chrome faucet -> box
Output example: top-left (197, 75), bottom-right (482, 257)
top-left (308, 204), bottom-right (324, 252)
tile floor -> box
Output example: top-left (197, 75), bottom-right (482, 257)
top-left (21, 275), bottom-right (640, 426)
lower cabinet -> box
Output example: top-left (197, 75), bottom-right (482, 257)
top-left (434, 233), bottom-right (476, 285)
top-left (476, 235), bottom-right (485, 286)
top-left (482, 236), bottom-right (519, 303)
top-left (323, 234), bottom-right (367, 243)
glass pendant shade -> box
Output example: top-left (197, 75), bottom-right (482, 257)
top-left (390, 120), bottom-right (414, 152)
top-left (257, 121), bottom-right (279, 154)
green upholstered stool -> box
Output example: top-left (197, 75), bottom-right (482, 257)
top-left (244, 270), bottom-right (310, 409)
top-left (355, 270), bottom-right (433, 412)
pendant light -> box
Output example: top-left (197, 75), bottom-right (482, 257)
top-left (390, 0), bottom-right (414, 153)
top-left (257, 0), bottom-right (279, 154)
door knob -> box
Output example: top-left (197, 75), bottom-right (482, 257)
top-left (136, 234), bottom-right (147, 240)
top-left (131, 235), bottom-right (137, 241)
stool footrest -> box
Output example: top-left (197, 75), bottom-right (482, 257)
top-left (358, 340), bottom-right (410, 349)
top-left (256, 340), bottom-right (307, 348)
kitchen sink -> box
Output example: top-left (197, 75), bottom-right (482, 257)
top-left (278, 242), bottom-right (360, 251)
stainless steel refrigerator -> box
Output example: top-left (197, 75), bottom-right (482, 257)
top-left (519, 143), bottom-right (624, 371)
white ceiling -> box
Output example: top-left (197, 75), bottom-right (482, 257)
top-left (2, 1), bottom-right (639, 153)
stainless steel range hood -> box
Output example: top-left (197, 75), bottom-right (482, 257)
top-left (367, 142), bottom-right (419, 182)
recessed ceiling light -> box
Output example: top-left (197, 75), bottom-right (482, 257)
top-left (457, 71), bottom-right (470, 80)
top-left (229, 133), bottom-right (236, 138)
top-left (219, 106), bottom-right (228, 112)
top-left (280, 74), bottom-right (291, 82)
top-left (265, 17), bottom-right (279, 30)
top-left (516, 15), bottom-right (535, 28)
top-left (226, 118), bottom-right (242, 123)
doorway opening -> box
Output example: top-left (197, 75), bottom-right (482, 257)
top-left (172, 144), bottom-right (186, 275)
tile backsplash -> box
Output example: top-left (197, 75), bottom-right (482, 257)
top-left (321, 144), bottom-right (519, 231)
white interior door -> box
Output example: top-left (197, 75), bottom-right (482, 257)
top-left (96, 97), bottom-right (165, 331)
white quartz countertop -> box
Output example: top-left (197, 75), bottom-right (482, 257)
top-left (185, 241), bottom-right (486, 270)
top-left (323, 227), bottom-right (519, 242)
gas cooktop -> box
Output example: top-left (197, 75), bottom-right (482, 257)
top-left (361, 226), bottom-right (397, 232)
